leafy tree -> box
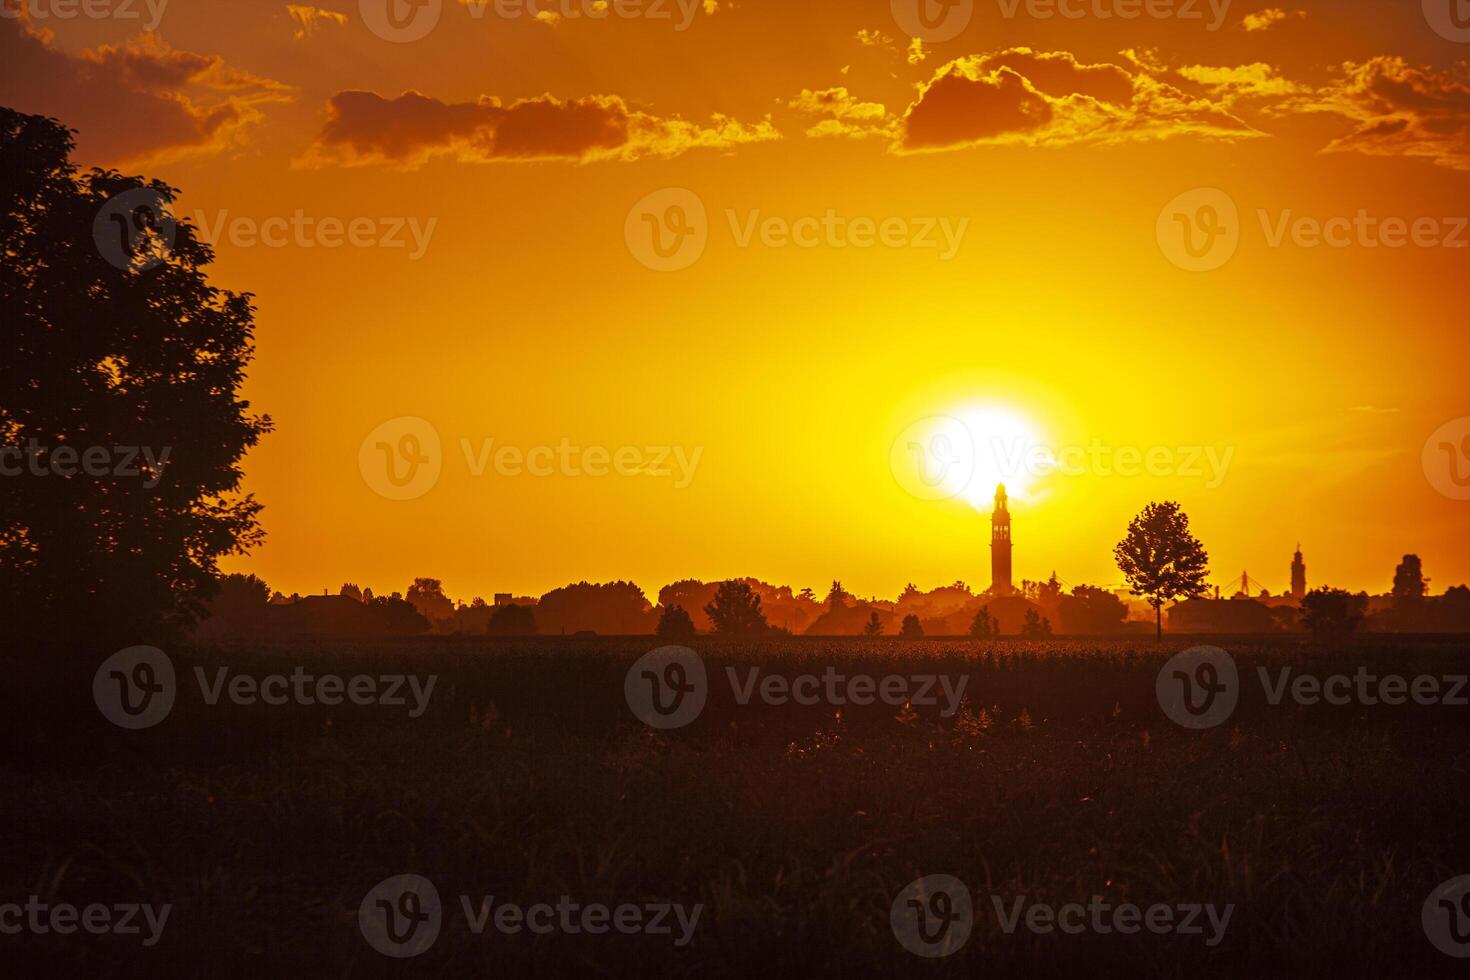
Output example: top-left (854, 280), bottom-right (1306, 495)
top-left (0, 109), bottom-right (271, 645)
top-left (284, 589), bottom-right (425, 637)
top-left (1114, 501), bottom-right (1211, 640)
top-left (486, 603), bottom-right (537, 636)
top-left (899, 614), bottom-right (923, 638)
top-left (1056, 585), bottom-right (1127, 634)
top-left (825, 579), bottom-right (848, 610)
top-left (1392, 555), bottom-right (1428, 601)
top-left (1023, 574), bottom-right (1063, 605)
top-left (1022, 608), bottom-right (1052, 638)
top-left (705, 580), bottom-right (768, 635)
top-left (340, 583), bottom-right (364, 602)
top-left (536, 580), bottom-right (655, 634)
top-left (1390, 554), bottom-right (1429, 629)
top-left (863, 611), bottom-right (884, 636)
top-left (1438, 585), bottom-right (1470, 632)
top-left (656, 604), bottom-right (697, 641)
top-left (407, 577), bottom-right (454, 623)
top-left (968, 606), bottom-right (997, 638)
top-left (797, 587), bottom-right (816, 603)
top-left (204, 573), bottom-right (270, 630)
top-left (1300, 587), bottom-right (1367, 640)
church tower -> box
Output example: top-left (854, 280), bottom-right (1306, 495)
top-left (1291, 545), bottom-right (1306, 601)
top-left (989, 483), bottom-right (1014, 595)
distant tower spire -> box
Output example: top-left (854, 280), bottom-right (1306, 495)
top-left (988, 483), bottom-right (1014, 595)
top-left (1291, 545), bottom-right (1306, 601)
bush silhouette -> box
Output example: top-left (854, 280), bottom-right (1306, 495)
top-left (863, 611), bottom-right (883, 636)
top-left (706, 580), bottom-right (768, 635)
top-left (656, 604), bottom-right (697, 641)
top-left (487, 603), bottom-right (538, 636)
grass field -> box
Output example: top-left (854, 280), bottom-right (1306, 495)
top-left (5, 635), bottom-right (1470, 977)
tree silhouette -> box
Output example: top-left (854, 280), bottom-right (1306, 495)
top-left (204, 573), bottom-right (270, 632)
top-left (825, 579), bottom-right (848, 610)
top-left (1, 109), bottom-right (271, 645)
top-left (407, 577), bottom-right (454, 625)
top-left (968, 606), bottom-right (997, 638)
top-left (1114, 501), bottom-right (1210, 639)
top-left (1057, 585), bottom-right (1127, 634)
top-left (1023, 574), bottom-right (1062, 605)
top-left (536, 580), bottom-right (656, 634)
top-left (656, 604), bottom-right (697, 641)
top-left (1022, 608), bottom-right (1052, 638)
top-left (705, 580), bottom-right (768, 635)
top-left (369, 595), bottom-right (429, 635)
top-left (899, 614), bottom-right (923, 638)
top-left (863, 611), bottom-right (884, 636)
top-left (486, 603), bottom-right (537, 636)
top-left (1393, 555), bottom-right (1428, 600)
top-left (1300, 586), bottom-right (1367, 639)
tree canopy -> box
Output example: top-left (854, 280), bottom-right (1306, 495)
top-left (1114, 501), bottom-right (1210, 639)
top-left (705, 580), bottom-right (769, 635)
top-left (0, 109), bottom-right (271, 645)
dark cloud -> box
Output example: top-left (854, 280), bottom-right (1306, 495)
top-left (0, 14), bottom-right (291, 164)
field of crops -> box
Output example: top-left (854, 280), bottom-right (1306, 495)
top-left (6, 635), bottom-right (1470, 977)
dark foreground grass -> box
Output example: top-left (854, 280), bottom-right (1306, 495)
top-left (4, 635), bottom-right (1470, 977)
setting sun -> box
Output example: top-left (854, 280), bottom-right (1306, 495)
top-left (953, 404), bottom-right (1050, 507)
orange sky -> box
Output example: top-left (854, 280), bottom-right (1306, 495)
top-left (4, 0), bottom-right (1468, 601)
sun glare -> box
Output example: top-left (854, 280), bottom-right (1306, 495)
top-left (952, 404), bottom-right (1050, 510)
top-left (892, 403), bottom-right (1052, 513)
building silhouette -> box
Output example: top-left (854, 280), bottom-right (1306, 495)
top-left (1291, 545), bottom-right (1306, 601)
top-left (988, 483), bottom-right (1015, 595)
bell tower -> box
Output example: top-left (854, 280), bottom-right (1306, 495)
top-left (1291, 545), bottom-right (1306, 601)
top-left (989, 483), bottom-right (1014, 595)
